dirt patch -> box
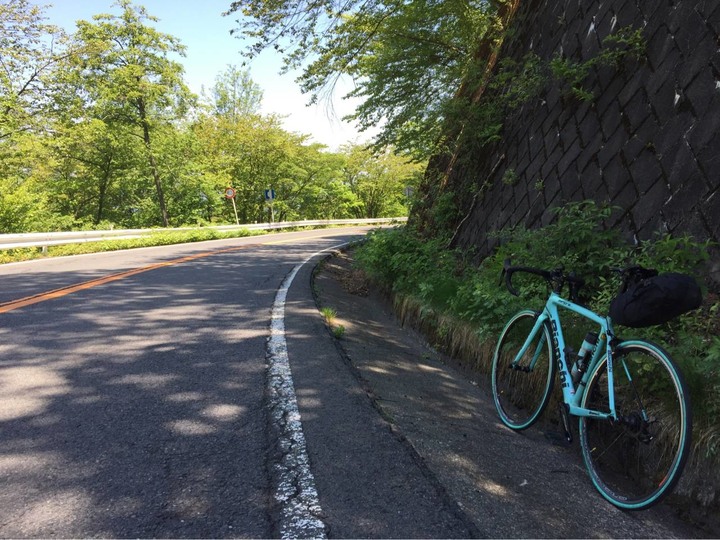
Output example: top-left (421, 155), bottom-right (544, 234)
top-left (324, 252), bottom-right (370, 297)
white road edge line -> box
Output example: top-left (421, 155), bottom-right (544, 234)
top-left (266, 242), bottom-right (348, 539)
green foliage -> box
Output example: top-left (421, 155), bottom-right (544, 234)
top-left (445, 202), bottom-right (627, 339)
top-left (425, 190), bottom-right (461, 237)
top-left (501, 168), bottom-right (518, 186)
top-left (489, 52), bottom-right (547, 108)
top-left (205, 64), bottom-right (263, 119)
top-left (339, 144), bottom-right (423, 219)
top-left (549, 26), bottom-right (645, 101)
top-left (320, 306), bottom-right (337, 322)
top-left (356, 226), bottom-right (462, 310)
top-left (332, 324), bottom-right (346, 339)
top-left (635, 233), bottom-right (712, 273)
top-left (548, 56), bottom-right (595, 101)
top-left (225, 0), bottom-right (499, 157)
top-left (67, 0), bottom-right (195, 227)
top-left (0, 0), bottom-right (68, 140)
top-left (0, 3), bottom-right (413, 235)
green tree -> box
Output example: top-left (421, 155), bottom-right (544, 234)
top-left (69, 0), bottom-right (195, 226)
top-left (192, 112), bottom-right (296, 223)
top-left (0, 0), bottom-right (72, 232)
top-left (340, 144), bottom-right (422, 218)
top-left (148, 123), bottom-right (221, 226)
top-left (0, 134), bottom-right (57, 232)
top-left (0, 0), bottom-right (69, 141)
top-left (272, 143), bottom-right (356, 221)
top-left (224, 0), bottom-right (499, 157)
top-left (207, 64), bottom-right (263, 120)
top-left (47, 118), bottom-right (145, 226)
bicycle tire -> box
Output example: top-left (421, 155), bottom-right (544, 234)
top-left (578, 340), bottom-right (692, 510)
top-left (491, 310), bottom-right (555, 430)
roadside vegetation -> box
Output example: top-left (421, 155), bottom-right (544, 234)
top-left (319, 306), bottom-right (338, 325)
top-left (355, 201), bottom-right (720, 485)
top-left (320, 306), bottom-right (346, 339)
top-left (1, 0), bottom-right (421, 234)
top-left (0, 226), bottom-right (265, 264)
top-left (0, 220), bottom-right (401, 264)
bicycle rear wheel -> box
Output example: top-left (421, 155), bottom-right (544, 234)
top-left (491, 310), bottom-right (555, 430)
top-left (579, 340), bottom-right (692, 510)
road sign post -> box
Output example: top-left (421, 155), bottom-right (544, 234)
top-left (225, 187), bottom-right (239, 225)
top-left (264, 189), bottom-right (276, 224)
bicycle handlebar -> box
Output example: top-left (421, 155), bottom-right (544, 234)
top-left (501, 261), bottom-right (661, 303)
top-left (501, 259), bottom-right (586, 301)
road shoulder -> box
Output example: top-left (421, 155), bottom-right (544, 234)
top-left (282, 252), bottom-right (478, 538)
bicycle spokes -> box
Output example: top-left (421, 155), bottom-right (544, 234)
top-left (579, 342), bottom-right (691, 509)
top-left (492, 311), bottom-right (555, 430)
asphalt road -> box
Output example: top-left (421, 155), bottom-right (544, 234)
top-left (0, 228), bottom-right (473, 538)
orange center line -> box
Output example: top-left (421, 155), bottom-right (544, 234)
top-left (0, 244), bottom-right (262, 314)
top-left (0, 230), bottom-right (361, 314)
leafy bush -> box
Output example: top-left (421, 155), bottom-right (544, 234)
top-left (451, 201), bottom-right (629, 339)
top-left (355, 227), bottom-right (462, 310)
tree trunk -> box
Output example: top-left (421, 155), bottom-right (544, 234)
top-left (137, 97), bottom-right (170, 227)
top-left (95, 155), bottom-right (113, 225)
top-left (439, 0), bottom-right (522, 188)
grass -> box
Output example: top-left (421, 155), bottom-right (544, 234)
top-left (332, 325), bottom-right (346, 339)
top-left (320, 307), bottom-right (338, 323)
top-left (320, 306), bottom-right (346, 339)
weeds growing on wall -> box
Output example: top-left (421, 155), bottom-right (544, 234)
top-left (449, 26), bottom-right (645, 157)
top-left (356, 200), bottom-right (720, 462)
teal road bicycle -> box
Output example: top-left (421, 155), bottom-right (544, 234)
top-left (491, 260), bottom-right (692, 511)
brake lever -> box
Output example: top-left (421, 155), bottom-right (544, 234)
top-left (499, 259), bottom-right (520, 296)
top-left (500, 258), bottom-right (511, 288)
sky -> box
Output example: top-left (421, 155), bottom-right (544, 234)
top-left (35, 0), bottom-right (371, 150)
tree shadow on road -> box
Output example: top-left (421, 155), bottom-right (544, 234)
top-left (0, 242), bottom-right (335, 538)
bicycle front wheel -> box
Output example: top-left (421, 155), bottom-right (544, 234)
top-left (579, 340), bottom-right (692, 510)
top-left (491, 310), bottom-right (555, 430)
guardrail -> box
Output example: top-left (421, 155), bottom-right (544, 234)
top-left (0, 218), bottom-right (407, 251)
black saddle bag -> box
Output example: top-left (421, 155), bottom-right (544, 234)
top-left (609, 271), bottom-right (703, 328)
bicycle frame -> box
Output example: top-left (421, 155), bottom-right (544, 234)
top-left (511, 292), bottom-right (618, 421)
